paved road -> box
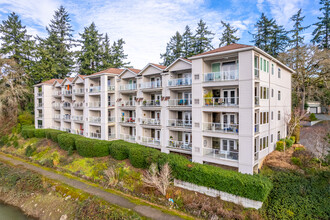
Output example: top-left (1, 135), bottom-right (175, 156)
top-left (0, 154), bottom-right (183, 220)
top-left (316, 114), bottom-right (330, 121)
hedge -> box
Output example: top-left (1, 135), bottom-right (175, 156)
top-left (128, 145), bottom-right (162, 169)
top-left (276, 141), bottom-right (285, 151)
top-left (289, 136), bottom-right (296, 144)
top-left (109, 140), bottom-right (130, 160)
top-left (75, 137), bottom-right (110, 157)
top-left (57, 133), bottom-right (80, 151)
top-left (22, 128), bottom-right (35, 139)
top-left (34, 129), bottom-right (46, 138)
top-left (49, 130), bottom-right (65, 143)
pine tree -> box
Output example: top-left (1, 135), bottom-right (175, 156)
top-left (111, 38), bottom-right (130, 68)
top-left (269, 23), bottom-right (289, 57)
top-left (219, 21), bottom-right (240, 47)
top-left (193, 19), bottom-right (214, 54)
top-left (182, 25), bottom-right (194, 58)
top-left (100, 33), bottom-right (113, 69)
top-left (160, 31), bottom-right (184, 66)
top-left (251, 13), bottom-right (275, 54)
top-left (77, 22), bottom-right (103, 75)
top-left (312, 0), bottom-right (330, 49)
top-left (289, 9), bottom-right (310, 49)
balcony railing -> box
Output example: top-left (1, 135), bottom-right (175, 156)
top-left (203, 148), bottom-right (239, 161)
top-left (203, 70), bottom-right (238, 82)
top-left (72, 115), bottom-right (83, 122)
top-left (203, 123), bottom-right (239, 133)
top-left (72, 130), bottom-right (84, 135)
top-left (62, 128), bottom-right (71, 133)
top-left (63, 90), bottom-right (72, 96)
top-left (89, 101), bottom-right (101, 108)
top-left (254, 68), bottom-right (259, 79)
top-left (119, 117), bottom-right (136, 123)
top-left (73, 102), bottom-right (84, 109)
top-left (90, 132), bottom-right (101, 139)
top-left (37, 92), bottom-right (43, 97)
top-left (108, 85), bottom-right (115, 91)
top-left (254, 152), bottom-right (259, 161)
top-left (141, 118), bottom-right (161, 126)
top-left (120, 84), bottom-right (137, 91)
top-left (37, 125), bottom-right (43, 128)
top-left (108, 134), bottom-right (116, 140)
top-left (89, 86), bottom-right (101, 93)
top-left (108, 101), bottom-right (115, 107)
top-left (203, 97), bottom-right (239, 107)
top-left (108, 116), bottom-right (116, 123)
top-left (140, 81), bottom-right (162, 89)
top-left (119, 100), bottom-right (136, 107)
top-left (255, 96), bottom-right (259, 106)
top-left (141, 136), bottom-right (160, 146)
top-left (168, 119), bottom-right (192, 128)
top-left (37, 103), bottom-right (43, 108)
top-left (73, 88), bottom-right (84, 95)
top-left (168, 99), bottom-right (192, 107)
top-left (142, 100), bottom-right (161, 107)
top-left (53, 103), bottom-right (60, 109)
top-left (52, 126), bottom-right (60, 130)
top-left (63, 102), bottom-right (71, 109)
top-left (36, 114), bottom-right (43, 118)
top-left (168, 140), bottom-right (192, 151)
top-left (54, 114), bottom-right (61, 120)
top-left (255, 124), bottom-right (259, 133)
top-left (62, 114), bottom-right (71, 120)
top-left (120, 134), bottom-right (136, 142)
top-left (89, 116), bottom-right (101, 124)
top-left (168, 78), bottom-right (192, 87)
top-left (53, 91), bottom-right (62, 96)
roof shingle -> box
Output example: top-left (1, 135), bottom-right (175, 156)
top-left (91, 68), bottom-right (124, 76)
top-left (192, 43), bottom-right (253, 58)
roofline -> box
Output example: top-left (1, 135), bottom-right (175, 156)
top-left (189, 46), bottom-right (295, 73)
top-left (72, 74), bottom-right (85, 83)
top-left (61, 78), bottom-right (72, 86)
top-left (84, 72), bottom-right (119, 78)
top-left (119, 68), bottom-right (137, 78)
top-left (138, 63), bottom-right (165, 75)
top-left (164, 58), bottom-right (192, 71)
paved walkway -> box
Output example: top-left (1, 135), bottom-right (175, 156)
top-left (315, 114), bottom-right (330, 121)
top-left (0, 154), bottom-right (183, 220)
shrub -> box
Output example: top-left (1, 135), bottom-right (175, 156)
top-left (292, 149), bottom-right (313, 167)
top-left (291, 157), bottom-right (302, 166)
top-left (21, 126), bottom-right (35, 139)
top-left (75, 138), bottom-right (110, 157)
top-left (0, 135), bottom-right (9, 147)
top-left (129, 146), bottom-right (161, 169)
top-left (25, 145), bottom-right (36, 157)
top-left (109, 140), bottom-right (130, 160)
top-left (34, 129), bottom-right (46, 138)
top-left (294, 146), bottom-right (305, 152)
top-left (49, 130), bottom-right (65, 142)
top-left (289, 136), bottom-right (296, 144)
top-left (284, 138), bottom-right (294, 148)
top-left (18, 111), bottom-right (34, 125)
top-left (276, 141), bottom-right (285, 151)
top-left (57, 133), bottom-right (80, 151)
top-left (309, 113), bottom-right (317, 121)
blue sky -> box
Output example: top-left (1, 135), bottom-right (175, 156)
top-left (0, 0), bottom-right (321, 69)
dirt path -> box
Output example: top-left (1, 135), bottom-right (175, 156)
top-left (0, 153), bottom-right (183, 220)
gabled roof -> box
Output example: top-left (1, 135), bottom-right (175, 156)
top-left (72, 74), bottom-right (87, 83)
top-left (191, 43), bottom-right (253, 59)
top-left (138, 63), bottom-right (167, 75)
top-left (90, 68), bottom-right (124, 76)
top-left (61, 77), bottom-right (74, 86)
top-left (34, 78), bottom-right (62, 86)
top-left (165, 57), bottom-right (192, 71)
top-left (119, 68), bottom-right (141, 77)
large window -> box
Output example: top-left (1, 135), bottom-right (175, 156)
top-left (278, 68), bottom-right (281, 78)
top-left (278, 91), bottom-right (281, 100)
top-left (278, 111), bottom-right (281, 120)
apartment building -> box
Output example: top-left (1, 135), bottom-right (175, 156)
top-left (34, 43), bottom-right (293, 174)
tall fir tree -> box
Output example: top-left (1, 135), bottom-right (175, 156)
top-left (289, 9), bottom-right (310, 49)
top-left (77, 22), bottom-right (103, 75)
top-left (312, 0), bottom-right (330, 49)
top-left (100, 33), bottom-right (113, 69)
top-left (219, 21), bottom-right (240, 47)
top-left (269, 23), bottom-right (289, 57)
top-left (111, 38), bottom-right (130, 68)
top-left (182, 25), bottom-right (194, 58)
top-left (251, 13), bottom-right (275, 54)
top-left (160, 31), bottom-right (184, 66)
top-left (193, 19), bottom-right (214, 54)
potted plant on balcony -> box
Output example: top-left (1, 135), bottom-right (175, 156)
top-left (143, 100), bottom-right (147, 106)
top-left (155, 99), bottom-right (160, 106)
top-left (204, 91), bottom-right (213, 106)
top-left (169, 136), bottom-right (174, 147)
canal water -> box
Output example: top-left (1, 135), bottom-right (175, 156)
top-left (0, 202), bottom-right (34, 220)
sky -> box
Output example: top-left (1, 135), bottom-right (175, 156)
top-left (0, 0), bottom-right (322, 69)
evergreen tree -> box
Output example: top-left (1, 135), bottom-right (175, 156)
top-left (289, 9), bottom-right (310, 49)
top-left (219, 21), bottom-right (240, 47)
top-left (251, 13), bottom-right (275, 54)
top-left (312, 0), bottom-right (330, 49)
top-left (100, 33), bottom-right (113, 69)
top-left (182, 25), bottom-right (194, 58)
top-left (160, 31), bottom-right (184, 66)
top-left (111, 38), bottom-right (130, 68)
top-left (270, 23), bottom-right (289, 57)
top-left (77, 22), bottom-right (103, 75)
top-left (193, 19), bottom-right (214, 54)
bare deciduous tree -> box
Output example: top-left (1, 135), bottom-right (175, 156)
top-left (143, 163), bottom-right (171, 196)
top-left (284, 108), bottom-right (308, 139)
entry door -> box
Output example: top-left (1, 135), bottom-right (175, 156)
top-left (184, 93), bottom-right (192, 105)
top-left (156, 77), bottom-right (161, 87)
top-left (155, 130), bottom-right (161, 141)
top-left (184, 112), bottom-right (192, 125)
top-left (155, 112), bottom-right (161, 120)
top-left (223, 114), bottom-right (236, 130)
top-left (223, 90), bottom-right (236, 105)
top-left (183, 132), bottom-right (191, 144)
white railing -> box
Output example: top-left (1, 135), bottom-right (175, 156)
top-left (203, 70), bottom-right (238, 82)
top-left (89, 101), bottom-right (101, 108)
top-left (141, 118), bottom-right (161, 126)
top-left (254, 68), bottom-right (259, 79)
top-left (62, 128), bottom-right (71, 133)
top-left (37, 92), bottom-right (43, 97)
top-left (89, 116), bottom-right (101, 124)
top-left (203, 123), bottom-right (239, 133)
top-left (89, 86), bottom-right (101, 93)
top-left (108, 116), bottom-right (116, 123)
top-left (168, 140), bottom-right (192, 150)
top-left (108, 85), bottom-right (115, 91)
top-left (254, 152), bottom-right (259, 161)
top-left (255, 124), bottom-right (259, 133)
top-left (73, 102), bottom-right (84, 109)
top-left (120, 134), bottom-right (136, 142)
top-left (63, 90), bottom-right (72, 96)
top-left (168, 119), bottom-right (192, 128)
top-left (36, 114), bottom-right (43, 118)
top-left (53, 103), bottom-right (60, 109)
top-left (119, 117), bottom-right (136, 123)
top-left (72, 130), bottom-right (84, 135)
top-left (90, 132), bottom-right (101, 139)
top-left (73, 88), bottom-right (84, 95)
top-left (53, 91), bottom-right (62, 96)
top-left (63, 102), bottom-right (71, 109)
top-left (255, 96), bottom-right (259, 106)
top-left (37, 125), bottom-right (43, 128)
top-left (119, 100), bottom-right (136, 107)
top-left (54, 114), bottom-right (61, 120)
top-left (141, 136), bottom-right (160, 146)
top-left (140, 81), bottom-right (162, 89)
top-left (168, 78), bottom-right (192, 87)
top-left (108, 101), bottom-right (115, 107)
top-left (52, 126), bottom-right (60, 130)
top-left (37, 103), bottom-right (43, 108)
top-left (108, 134), bottom-right (116, 140)
top-left (72, 115), bottom-right (83, 122)
top-left (119, 84), bottom-right (137, 91)
top-left (62, 114), bottom-right (71, 120)
top-left (168, 99), bottom-right (192, 107)
top-left (142, 100), bottom-right (161, 107)
top-left (203, 148), bottom-right (239, 161)
top-left (203, 97), bottom-right (239, 106)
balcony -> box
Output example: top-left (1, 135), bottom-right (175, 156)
top-left (89, 86), bottom-right (101, 93)
top-left (73, 102), bottom-right (84, 109)
top-left (119, 84), bottom-right (137, 91)
top-left (142, 100), bottom-right (161, 107)
top-left (140, 81), bottom-right (162, 89)
top-left (203, 148), bottom-right (239, 161)
top-left (89, 116), bottom-right (101, 124)
top-left (63, 102), bottom-right (71, 109)
top-left (119, 100), bottom-right (136, 107)
top-left (168, 99), bottom-right (192, 107)
top-left (254, 152), bottom-right (259, 161)
top-left (52, 126), bottom-right (60, 130)
top-left (90, 132), bottom-right (101, 139)
top-left (203, 123), bottom-right (239, 134)
top-left (108, 134), bottom-right (116, 140)
top-left (36, 114), bottom-right (43, 119)
top-left (37, 125), bottom-right (43, 128)
top-left (167, 78), bottom-right (192, 87)
top-left (141, 118), bottom-right (161, 126)
top-left (167, 140), bottom-right (192, 151)
top-left (203, 70), bottom-right (238, 82)
top-left (53, 91), bottom-right (62, 97)
top-left (89, 101), bottom-right (101, 108)
top-left (255, 96), bottom-right (260, 106)
top-left (254, 68), bottom-right (259, 79)
top-left (37, 92), bottom-right (43, 97)
top-left (108, 101), bottom-right (115, 107)
top-left (62, 114), bottom-right (71, 121)
top-left (168, 119), bottom-right (192, 128)
top-left (54, 114), bottom-right (61, 120)
top-left (37, 103), bottom-right (43, 108)
top-left (72, 130), bottom-right (84, 136)
top-left (119, 117), bottom-right (136, 124)
top-left (72, 115), bottom-right (84, 122)
top-left (63, 90), bottom-right (72, 96)
top-left (120, 134), bottom-right (136, 142)
top-left (108, 85), bottom-right (115, 92)
top-left (203, 97), bottom-right (239, 107)
top-left (53, 103), bottom-right (60, 110)
top-left (141, 136), bottom-right (160, 146)
top-left (254, 124), bottom-right (259, 133)
top-left (62, 128), bottom-right (71, 133)
top-left (73, 88), bottom-right (85, 95)
top-left (108, 116), bottom-right (116, 123)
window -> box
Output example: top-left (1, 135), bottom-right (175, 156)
top-left (194, 99), bottom-right (199, 104)
top-left (260, 113), bottom-right (263, 125)
top-left (278, 111), bottom-right (281, 120)
top-left (271, 64), bottom-right (274, 75)
top-left (260, 87), bottom-right (263, 99)
top-left (271, 89), bottom-right (274, 97)
top-left (267, 61), bottom-right (269, 73)
top-left (263, 87), bottom-right (267, 99)
top-left (254, 56), bottom-right (259, 77)
top-left (278, 68), bottom-right (281, 78)
top-left (267, 88), bottom-right (269, 99)
top-left (271, 111), bottom-right (274, 120)
top-left (277, 131), bottom-right (281, 141)
top-left (266, 136), bottom-right (269, 148)
top-left (271, 134), bottom-right (273, 143)
top-left (266, 112), bottom-right (269, 123)
top-left (264, 60), bottom-right (266, 72)
top-left (194, 74), bottom-right (199, 80)
top-left (278, 91), bottom-right (281, 100)
top-left (260, 57), bottom-right (263, 70)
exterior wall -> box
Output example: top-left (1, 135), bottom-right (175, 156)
top-left (34, 84), bottom-right (53, 129)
